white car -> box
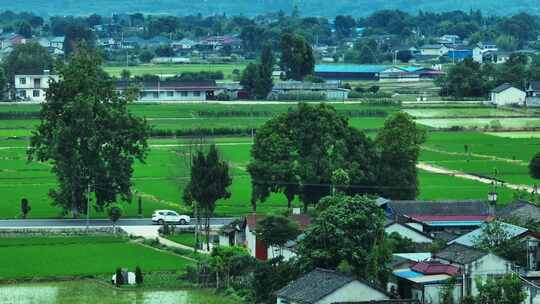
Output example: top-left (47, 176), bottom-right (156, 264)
top-left (152, 210), bottom-right (191, 225)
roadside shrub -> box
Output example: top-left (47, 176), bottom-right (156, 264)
top-left (216, 92), bottom-right (230, 101)
top-left (135, 266), bottom-right (143, 285)
top-left (20, 198), bottom-right (31, 219)
top-left (115, 267), bottom-right (124, 286)
top-left (159, 223), bottom-right (174, 236)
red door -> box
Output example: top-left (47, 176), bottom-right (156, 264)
top-left (255, 239), bottom-right (268, 260)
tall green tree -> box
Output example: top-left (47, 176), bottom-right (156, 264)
top-left (184, 144), bottom-right (232, 251)
top-left (257, 215), bottom-right (300, 258)
top-left (298, 195), bottom-right (390, 285)
top-left (64, 23), bottom-right (96, 56)
top-left (280, 33), bottom-right (315, 80)
top-left (256, 42), bottom-right (274, 99)
top-left (248, 103), bottom-right (378, 212)
top-left (3, 43), bottom-right (53, 83)
top-left (27, 49), bottom-right (149, 217)
top-left (376, 113), bottom-right (426, 199)
top-left (16, 21), bottom-right (32, 38)
top-left (436, 58), bottom-right (490, 98)
top-left (239, 63), bottom-right (260, 99)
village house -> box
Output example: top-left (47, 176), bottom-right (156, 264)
top-left (115, 80), bottom-right (224, 102)
top-left (384, 220), bottom-right (434, 244)
top-left (171, 38), bottom-right (197, 51)
top-left (243, 212), bottom-right (310, 261)
top-left (14, 72), bottom-right (59, 102)
top-left (419, 44), bottom-right (450, 57)
top-left (275, 268), bottom-right (391, 304)
top-left (0, 33), bottom-right (26, 49)
top-left (497, 200), bottom-right (540, 226)
top-left (526, 81), bottom-right (540, 107)
top-left (433, 243), bottom-right (513, 299)
top-left (489, 83), bottom-right (526, 106)
top-left (438, 34), bottom-right (461, 44)
top-left (391, 260), bottom-right (462, 303)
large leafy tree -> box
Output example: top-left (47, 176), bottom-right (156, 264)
top-left (184, 144), bottom-right (232, 251)
top-left (64, 23), bottom-right (96, 56)
top-left (279, 33), bottom-right (315, 80)
top-left (257, 42), bottom-right (274, 99)
top-left (376, 112), bottom-right (426, 200)
top-left (248, 103), bottom-right (378, 212)
top-left (436, 58), bottom-right (491, 99)
top-left (2, 43), bottom-right (53, 83)
top-left (298, 195), bottom-right (390, 285)
top-left (27, 49), bottom-right (149, 217)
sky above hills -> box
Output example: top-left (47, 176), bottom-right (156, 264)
top-left (0, 0), bottom-right (537, 17)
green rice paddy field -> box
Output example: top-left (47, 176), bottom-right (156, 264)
top-left (0, 103), bottom-right (539, 219)
top-left (0, 236), bottom-right (193, 279)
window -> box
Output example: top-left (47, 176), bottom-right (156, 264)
top-left (19, 77), bottom-right (26, 85)
top-left (181, 91), bottom-right (188, 97)
top-left (167, 91), bottom-right (174, 97)
top-left (33, 90), bottom-right (40, 97)
top-left (167, 212), bottom-right (176, 216)
top-left (19, 90), bottom-right (26, 98)
top-left (152, 92), bottom-right (159, 99)
top-left (193, 91), bottom-right (201, 97)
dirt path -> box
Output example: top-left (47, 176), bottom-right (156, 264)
top-left (421, 146), bottom-right (527, 165)
top-left (417, 162), bottom-right (535, 193)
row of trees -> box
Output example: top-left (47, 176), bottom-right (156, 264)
top-left (248, 103), bottom-right (425, 212)
top-left (240, 33), bottom-right (316, 99)
top-left (437, 54), bottom-right (540, 98)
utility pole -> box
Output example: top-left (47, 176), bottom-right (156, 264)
top-left (86, 182), bottom-right (91, 232)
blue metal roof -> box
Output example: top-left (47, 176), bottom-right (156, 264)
top-left (315, 64), bottom-right (390, 73)
top-left (450, 222), bottom-right (528, 247)
top-left (394, 270), bottom-right (422, 279)
top-left (424, 221), bottom-right (485, 227)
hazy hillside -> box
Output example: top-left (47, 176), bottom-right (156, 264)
top-left (0, 0), bottom-right (538, 16)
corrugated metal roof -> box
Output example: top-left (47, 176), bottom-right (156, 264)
top-left (449, 221), bottom-right (528, 247)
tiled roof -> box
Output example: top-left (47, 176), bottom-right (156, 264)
top-left (491, 83), bottom-right (516, 93)
top-left (497, 200), bottom-right (540, 225)
top-left (434, 243), bottom-right (487, 265)
top-left (389, 200), bottom-right (490, 218)
top-left (276, 268), bottom-right (388, 303)
top-left (410, 261), bottom-right (460, 276)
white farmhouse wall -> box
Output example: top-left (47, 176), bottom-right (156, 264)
top-left (316, 281), bottom-right (389, 304)
top-left (14, 75), bottom-right (59, 102)
top-left (491, 87), bottom-right (526, 106)
top-left (385, 223), bottom-right (433, 243)
top-left (267, 246), bottom-right (297, 261)
top-left (245, 227), bottom-right (256, 257)
top-left (423, 284), bottom-right (462, 304)
top-left (469, 253), bottom-right (512, 296)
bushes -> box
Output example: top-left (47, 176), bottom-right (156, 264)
top-left (135, 266), bottom-right (143, 285)
top-left (115, 267), bottom-right (124, 286)
top-left (269, 92), bottom-right (326, 101)
top-left (0, 112), bottom-right (39, 119)
top-left (348, 91), bottom-right (393, 99)
top-left (151, 127), bottom-right (253, 137)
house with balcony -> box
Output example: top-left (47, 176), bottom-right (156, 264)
top-left (115, 80), bottom-right (224, 102)
top-left (14, 72), bottom-right (59, 102)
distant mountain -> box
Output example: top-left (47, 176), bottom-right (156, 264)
top-left (0, 0), bottom-right (538, 17)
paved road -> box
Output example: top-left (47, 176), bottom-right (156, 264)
top-left (0, 218), bottom-right (237, 228)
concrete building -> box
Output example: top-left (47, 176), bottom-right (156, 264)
top-left (14, 72), bottom-right (59, 102)
top-left (115, 80), bottom-right (224, 102)
top-left (419, 44), bottom-right (450, 56)
top-left (490, 83), bottom-right (526, 106)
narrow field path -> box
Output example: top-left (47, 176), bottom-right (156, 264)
top-left (418, 162), bottom-right (535, 193)
top-left (421, 146), bottom-right (527, 165)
